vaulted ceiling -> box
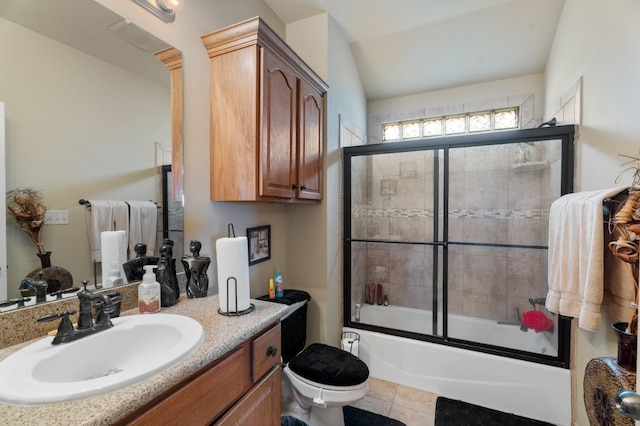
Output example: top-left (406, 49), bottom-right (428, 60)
top-left (265, 0), bottom-right (566, 100)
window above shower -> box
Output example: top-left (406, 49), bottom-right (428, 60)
top-left (382, 107), bottom-right (520, 141)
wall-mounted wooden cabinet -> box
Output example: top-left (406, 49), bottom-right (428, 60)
top-left (202, 17), bottom-right (328, 203)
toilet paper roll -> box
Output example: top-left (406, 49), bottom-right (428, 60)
top-left (341, 338), bottom-right (359, 357)
top-left (216, 236), bottom-right (250, 313)
top-left (101, 230), bottom-right (128, 288)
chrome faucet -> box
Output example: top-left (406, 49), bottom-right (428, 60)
top-left (37, 279), bottom-right (115, 345)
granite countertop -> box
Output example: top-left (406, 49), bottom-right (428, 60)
top-left (0, 295), bottom-right (287, 425)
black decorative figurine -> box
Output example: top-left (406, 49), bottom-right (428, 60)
top-left (157, 244), bottom-right (180, 307)
top-left (123, 243), bottom-right (159, 282)
top-left (181, 240), bottom-right (210, 298)
top-left (162, 240), bottom-right (180, 298)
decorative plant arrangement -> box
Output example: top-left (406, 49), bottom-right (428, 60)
top-left (609, 153), bottom-right (640, 335)
top-left (6, 187), bottom-right (47, 254)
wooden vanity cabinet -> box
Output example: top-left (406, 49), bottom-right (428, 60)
top-left (119, 323), bottom-right (281, 426)
top-left (202, 17), bottom-right (327, 203)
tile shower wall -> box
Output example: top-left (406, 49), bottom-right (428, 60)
top-left (351, 140), bottom-right (562, 323)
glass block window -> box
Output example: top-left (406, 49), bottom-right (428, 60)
top-left (495, 108), bottom-right (519, 130)
top-left (469, 112), bottom-right (491, 133)
top-left (423, 119), bottom-right (442, 137)
top-left (445, 116), bottom-right (466, 135)
top-left (381, 107), bottom-right (520, 141)
top-left (402, 121), bottom-right (421, 139)
top-left (383, 123), bottom-right (400, 141)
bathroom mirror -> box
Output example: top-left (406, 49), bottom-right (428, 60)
top-left (0, 0), bottom-right (183, 304)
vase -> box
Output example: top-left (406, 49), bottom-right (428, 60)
top-left (612, 322), bottom-right (637, 372)
top-left (37, 251), bottom-right (52, 268)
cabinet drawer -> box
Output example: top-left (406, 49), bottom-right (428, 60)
top-left (126, 343), bottom-right (251, 426)
top-left (252, 323), bottom-right (281, 382)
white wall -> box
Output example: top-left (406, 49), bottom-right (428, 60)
top-left (545, 1), bottom-right (640, 424)
top-left (0, 16), bottom-right (170, 296)
top-left (286, 13), bottom-right (368, 346)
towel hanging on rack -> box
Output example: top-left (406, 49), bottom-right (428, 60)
top-left (126, 201), bottom-right (158, 259)
top-left (85, 200), bottom-right (128, 262)
top-left (546, 187), bottom-right (630, 331)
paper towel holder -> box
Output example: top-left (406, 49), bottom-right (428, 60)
top-left (218, 277), bottom-right (255, 316)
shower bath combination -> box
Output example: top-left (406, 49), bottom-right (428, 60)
top-left (342, 125), bottom-right (575, 425)
top-left (343, 125), bottom-right (574, 367)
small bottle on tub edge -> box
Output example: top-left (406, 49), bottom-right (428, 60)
top-left (269, 278), bottom-right (275, 299)
top-left (275, 266), bottom-right (284, 298)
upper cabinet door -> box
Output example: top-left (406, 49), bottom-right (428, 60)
top-left (202, 17), bottom-right (327, 203)
top-left (297, 81), bottom-right (324, 201)
top-left (260, 51), bottom-right (297, 199)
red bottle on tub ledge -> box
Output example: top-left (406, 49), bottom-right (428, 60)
top-left (366, 283), bottom-right (384, 305)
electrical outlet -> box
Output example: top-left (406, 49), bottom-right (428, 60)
top-left (45, 210), bottom-right (69, 225)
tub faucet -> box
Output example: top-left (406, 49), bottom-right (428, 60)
top-left (497, 307), bottom-right (528, 331)
top-left (529, 297), bottom-right (546, 309)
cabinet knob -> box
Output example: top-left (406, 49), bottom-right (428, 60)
top-left (266, 346), bottom-right (278, 357)
top-left (291, 184), bottom-right (299, 190)
top-left (300, 185), bottom-right (307, 190)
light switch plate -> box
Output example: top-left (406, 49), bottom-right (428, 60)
top-left (45, 210), bottom-right (69, 225)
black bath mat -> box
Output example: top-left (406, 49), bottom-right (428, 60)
top-left (434, 397), bottom-right (554, 426)
top-left (344, 405), bottom-right (406, 426)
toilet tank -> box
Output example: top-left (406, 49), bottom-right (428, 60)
top-left (257, 290), bottom-right (311, 363)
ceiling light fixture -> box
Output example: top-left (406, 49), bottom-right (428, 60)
top-left (131, 0), bottom-right (184, 23)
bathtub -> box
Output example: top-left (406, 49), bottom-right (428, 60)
top-left (344, 304), bottom-right (571, 425)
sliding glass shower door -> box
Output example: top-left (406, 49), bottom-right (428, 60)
top-left (344, 126), bottom-right (574, 368)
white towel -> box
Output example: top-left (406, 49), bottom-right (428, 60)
top-left (127, 201), bottom-right (158, 259)
top-left (545, 187), bottom-right (628, 331)
top-left (85, 200), bottom-right (129, 262)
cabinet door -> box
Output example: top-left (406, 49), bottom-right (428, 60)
top-left (297, 80), bottom-right (324, 201)
top-left (214, 367), bottom-right (281, 426)
top-left (260, 50), bottom-right (297, 199)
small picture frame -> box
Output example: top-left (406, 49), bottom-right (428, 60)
top-left (247, 225), bottom-right (271, 266)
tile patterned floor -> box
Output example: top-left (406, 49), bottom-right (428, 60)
top-left (350, 377), bottom-right (437, 426)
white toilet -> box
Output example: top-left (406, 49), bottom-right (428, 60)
top-left (260, 290), bottom-right (369, 426)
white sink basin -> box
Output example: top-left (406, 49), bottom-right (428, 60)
top-left (0, 313), bottom-right (204, 405)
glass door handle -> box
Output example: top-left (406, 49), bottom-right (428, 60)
top-left (616, 391), bottom-right (640, 420)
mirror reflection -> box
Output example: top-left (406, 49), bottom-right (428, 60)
top-left (0, 0), bottom-right (183, 308)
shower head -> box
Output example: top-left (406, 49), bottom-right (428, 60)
top-left (538, 117), bottom-right (557, 128)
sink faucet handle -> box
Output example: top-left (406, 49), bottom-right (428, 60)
top-left (0, 297), bottom-right (32, 308)
top-left (37, 310), bottom-right (77, 323)
top-left (37, 311), bottom-right (77, 345)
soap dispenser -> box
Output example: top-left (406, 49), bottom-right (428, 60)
top-left (139, 265), bottom-right (161, 313)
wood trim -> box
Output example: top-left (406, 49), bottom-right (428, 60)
top-left (155, 47), bottom-right (184, 203)
top-left (201, 17), bottom-right (328, 94)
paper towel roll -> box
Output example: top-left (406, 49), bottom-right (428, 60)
top-left (216, 236), bottom-right (250, 313)
top-left (341, 338), bottom-right (359, 357)
top-left (101, 230), bottom-right (128, 288)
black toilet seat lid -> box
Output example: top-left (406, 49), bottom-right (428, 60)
top-left (288, 343), bottom-right (369, 387)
